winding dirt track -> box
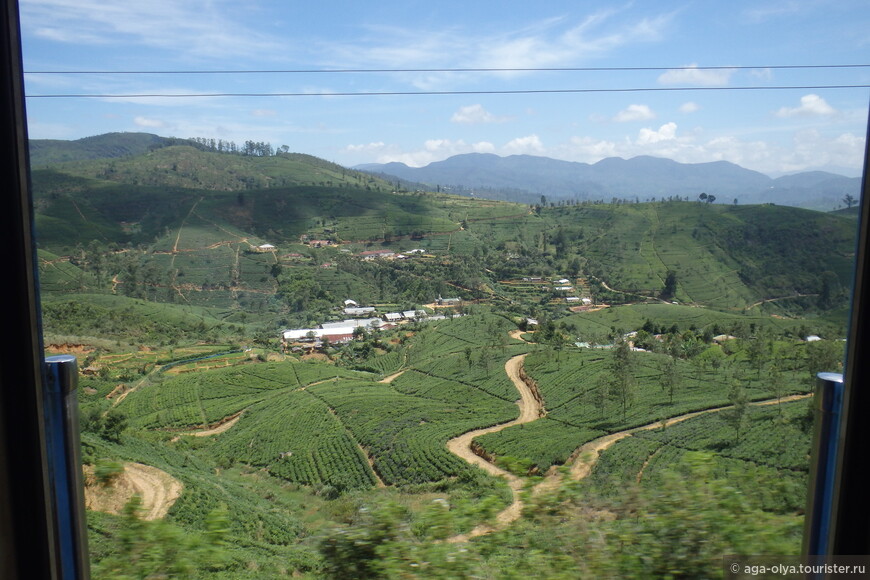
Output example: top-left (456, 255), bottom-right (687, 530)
top-left (184, 413), bottom-right (242, 437)
top-left (446, 353), bottom-right (543, 542)
top-left (562, 392), bottom-right (813, 485)
top-left (445, 347), bottom-right (813, 542)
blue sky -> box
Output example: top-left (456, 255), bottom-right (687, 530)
top-left (19, 0), bottom-right (870, 176)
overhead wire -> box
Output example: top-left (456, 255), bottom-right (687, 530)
top-left (24, 63), bottom-right (870, 98)
top-left (22, 63), bottom-right (870, 75)
top-left (25, 85), bottom-right (870, 99)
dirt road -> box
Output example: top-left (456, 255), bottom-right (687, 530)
top-left (185, 412), bottom-right (243, 437)
top-left (533, 392), bottom-right (814, 495)
top-left (446, 353), bottom-right (544, 542)
top-left (379, 370), bottom-right (406, 383)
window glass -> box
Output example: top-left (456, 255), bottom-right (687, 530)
top-left (20, 1), bottom-right (869, 577)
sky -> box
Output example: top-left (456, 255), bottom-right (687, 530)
top-left (18, 0), bottom-right (870, 177)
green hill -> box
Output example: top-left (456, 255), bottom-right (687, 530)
top-left (29, 132), bottom-right (187, 165)
top-left (38, 143), bottom-right (387, 193)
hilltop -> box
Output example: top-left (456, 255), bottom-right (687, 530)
top-left (29, 132), bottom-right (189, 165)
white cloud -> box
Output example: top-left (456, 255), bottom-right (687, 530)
top-left (658, 64), bottom-right (735, 86)
top-left (750, 68), bottom-right (773, 81)
top-left (133, 116), bottom-right (167, 128)
top-left (251, 109), bottom-right (278, 118)
top-left (564, 136), bottom-right (618, 159)
top-left (372, 139), bottom-right (495, 167)
top-left (21, 0), bottom-right (283, 59)
top-left (636, 122), bottom-right (678, 145)
top-left (782, 129), bottom-right (865, 172)
top-left (679, 102), bottom-right (700, 114)
top-left (451, 104), bottom-right (508, 124)
top-left (346, 142), bottom-right (386, 153)
top-left (503, 135), bottom-right (545, 155)
top-left (323, 10), bottom-right (673, 88)
top-left (743, 1), bottom-right (815, 23)
top-left (775, 94), bottom-right (837, 117)
top-left (613, 104), bottom-right (656, 122)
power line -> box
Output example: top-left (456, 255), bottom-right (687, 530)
top-left (22, 63), bottom-right (870, 75)
top-left (26, 84), bottom-right (870, 99)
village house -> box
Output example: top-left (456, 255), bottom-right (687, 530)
top-left (321, 318), bottom-right (383, 330)
top-left (435, 295), bottom-right (461, 306)
top-left (344, 306), bottom-right (377, 316)
top-left (359, 249), bottom-right (395, 260)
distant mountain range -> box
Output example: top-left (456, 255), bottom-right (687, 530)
top-left (356, 153), bottom-right (861, 210)
top-left (26, 133), bottom-right (861, 211)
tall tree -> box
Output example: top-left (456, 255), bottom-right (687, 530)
top-left (720, 381), bottom-right (749, 444)
top-left (658, 356), bottom-right (680, 405)
top-left (661, 270), bottom-right (678, 300)
top-left (767, 357), bottom-right (787, 416)
top-left (843, 193), bottom-right (856, 209)
top-left (610, 338), bottom-right (635, 422)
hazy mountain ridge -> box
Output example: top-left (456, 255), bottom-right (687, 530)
top-left (357, 153), bottom-right (860, 210)
top-left (30, 134), bottom-right (860, 210)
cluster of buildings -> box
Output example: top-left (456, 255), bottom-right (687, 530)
top-left (281, 297), bottom-right (461, 349)
top-left (517, 276), bottom-right (593, 307)
top-left (358, 248), bottom-right (427, 261)
top-left (260, 238), bottom-right (432, 261)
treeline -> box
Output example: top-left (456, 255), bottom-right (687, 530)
top-left (188, 137), bottom-right (289, 157)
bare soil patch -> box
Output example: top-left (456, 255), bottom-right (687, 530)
top-left (84, 462), bottom-right (182, 521)
top-left (45, 343), bottom-right (95, 355)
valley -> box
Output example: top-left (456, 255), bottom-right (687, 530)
top-left (34, 134), bottom-right (851, 578)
